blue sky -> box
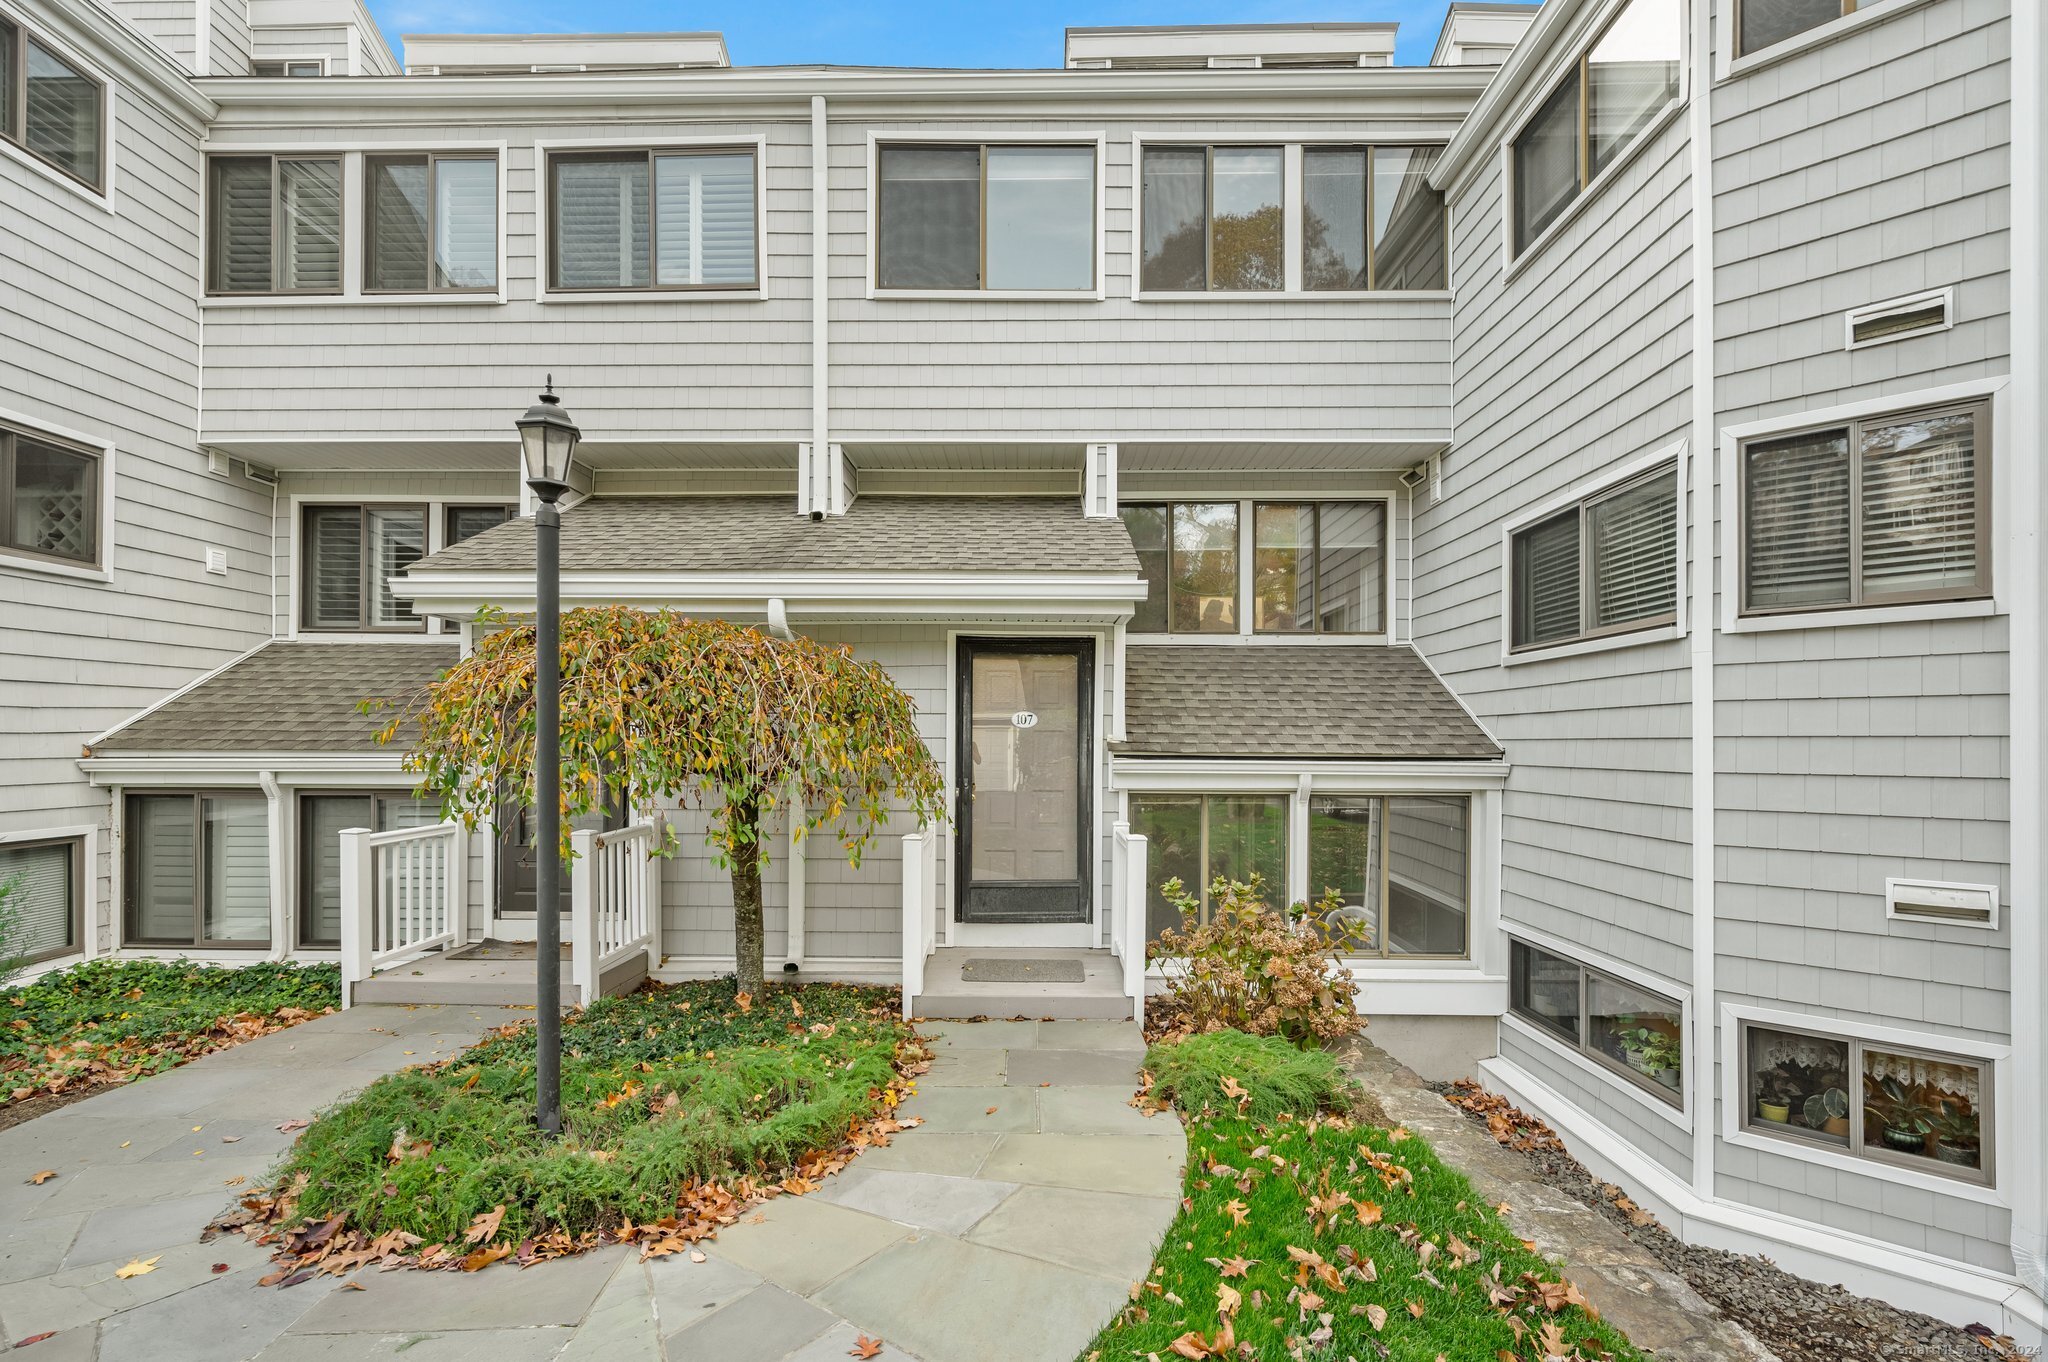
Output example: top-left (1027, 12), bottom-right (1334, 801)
top-left (367, 1), bottom-right (1463, 70)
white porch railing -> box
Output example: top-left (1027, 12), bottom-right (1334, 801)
top-left (1111, 821), bottom-right (1148, 1025)
top-left (570, 819), bottom-right (663, 1005)
top-left (339, 821), bottom-right (467, 1009)
top-left (900, 828), bottom-right (938, 1021)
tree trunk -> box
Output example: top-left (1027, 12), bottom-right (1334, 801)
top-left (730, 802), bottom-right (766, 995)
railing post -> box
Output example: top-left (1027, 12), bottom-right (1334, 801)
top-left (338, 828), bottom-right (373, 1009)
top-left (1125, 832), bottom-right (1148, 1026)
top-left (448, 822), bottom-right (470, 947)
top-left (570, 828), bottom-right (598, 1006)
top-left (901, 831), bottom-right (924, 1022)
top-left (644, 816), bottom-right (664, 974)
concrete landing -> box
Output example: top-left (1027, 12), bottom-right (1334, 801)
top-left (351, 951), bottom-right (580, 1007)
top-left (911, 947), bottom-right (1135, 1020)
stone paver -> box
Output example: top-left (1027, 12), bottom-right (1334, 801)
top-left (0, 1012), bottom-right (1182, 1362)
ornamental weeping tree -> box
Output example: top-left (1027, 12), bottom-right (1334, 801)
top-left (371, 606), bottom-right (947, 994)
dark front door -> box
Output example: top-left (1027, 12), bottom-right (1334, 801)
top-left (956, 637), bottom-right (1093, 924)
top-left (496, 784), bottom-right (627, 918)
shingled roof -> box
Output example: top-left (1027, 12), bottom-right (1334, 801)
top-left (92, 642), bottom-right (457, 753)
top-left (409, 496), bottom-right (1141, 576)
top-left (1117, 645), bottom-right (1501, 761)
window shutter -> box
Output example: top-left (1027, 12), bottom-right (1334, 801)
top-left (211, 157), bottom-right (274, 293)
top-left (433, 158), bottom-right (498, 289)
top-left (1859, 410), bottom-right (1979, 601)
top-left (1744, 427), bottom-right (1850, 610)
top-left (278, 158), bottom-right (342, 291)
top-left (367, 507), bottom-right (424, 625)
top-left (554, 154), bottom-right (648, 289)
top-left (367, 157), bottom-right (430, 291)
top-left (0, 842), bottom-right (74, 959)
top-left (1587, 471), bottom-right (1677, 628)
top-left (304, 506), bottom-right (363, 627)
top-left (1512, 510), bottom-right (1581, 646)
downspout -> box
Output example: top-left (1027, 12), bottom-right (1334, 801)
top-left (1685, 0), bottom-right (1717, 1202)
top-left (767, 598), bottom-right (806, 972)
top-left (259, 770), bottom-right (288, 961)
top-left (809, 94), bottom-right (829, 518)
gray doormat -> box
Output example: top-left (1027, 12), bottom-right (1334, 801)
top-left (959, 957), bottom-right (1085, 984)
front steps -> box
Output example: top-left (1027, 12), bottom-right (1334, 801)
top-left (911, 947), bottom-right (1135, 1021)
top-left (350, 944), bottom-right (581, 1007)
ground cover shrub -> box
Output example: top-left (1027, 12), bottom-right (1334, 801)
top-left (1145, 1030), bottom-right (1357, 1126)
top-left (1149, 876), bottom-right (1365, 1047)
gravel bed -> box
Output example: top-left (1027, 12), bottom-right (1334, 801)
top-left (1430, 1081), bottom-right (2026, 1362)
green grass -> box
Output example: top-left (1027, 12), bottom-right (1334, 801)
top-left (1147, 1030), bottom-right (1359, 1126)
top-left (277, 978), bottom-right (910, 1247)
top-left (2, 959), bottom-right (339, 1103)
top-left (1089, 1036), bottom-right (1646, 1362)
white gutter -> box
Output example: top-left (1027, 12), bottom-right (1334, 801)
top-left (1685, 0), bottom-right (1717, 1203)
top-left (765, 596), bottom-right (803, 970)
top-left (810, 94), bottom-right (829, 522)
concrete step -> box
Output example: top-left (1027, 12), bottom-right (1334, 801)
top-left (351, 975), bottom-right (581, 1007)
top-left (911, 989), bottom-right (1136, 1021)
top-left (912, 946), bottom-right (1135, 1021)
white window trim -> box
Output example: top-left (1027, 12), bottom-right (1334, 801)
top-left (287, 491), bottom-right (515, 639)
top-left (1883, 876), bottom-right (2000, 932)
top-left (1502, 922), bottom-right (1693, 1130)
top-left (0, 824), bottom-right (97, 966)
top-left (1717, 376), bottom-right (2009, 636)
top-left (1498, 439), bottom-right (1689, 666)
top-left (253, 54), bottom-right (331, 75)
top-left (1130, 134), bottom-right (1455, 303)
top-left (1719, 1001), bottom-right (2012, 1208)
top-left (197, 140), bottom-right (510, 306)
top-left (864, 129), bottom-right (1108, 302)
top-left (0, 402), bottom-right (116, 584)
top-left (1497, 0), bottom-right (1689, 279)
top-left (1844, 286), bottom-right (1955, 352)
top-left (1716, 0), bottom-right (1938, 83)
top-left (535, 133), bottom-right (768, 304)
top-left (0, 1), bottom-right (116, 211)
top-left (1122, 493), bottom-right (1399, 644)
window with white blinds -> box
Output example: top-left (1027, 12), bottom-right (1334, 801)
top-left (0, 838), bottom-right (80, 964)
top-left (366, 154), bottom-right (498, 292)
top-left (298, 793), bottom-right (439, 946)
top-left (301, 504), bottom-right (426, 631)
top-left (124, 794), bottom-right (271, 949)
top-left (1740, 402), bottom-right (1988, 616)
top-left (1, 18), bottom-right (104, 191)
top-left (1510, 459), bottom-right (1679, 652)
top-left (208, 154), bottom-right (343, 294)
top-left (549, 148), bottom-right (756, 291)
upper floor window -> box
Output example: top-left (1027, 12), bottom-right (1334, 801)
top-left (1121, 499), bottom-right (1387, 636)
top-left (366, 154), bottom-right (499, 292)
top-left (445, 503), bottom-right (513, 544)
top-left (1509, 459), bottom-right (1679, 652)
top-left (252, 60), bottom-right (323, 76)
top-left (1735, 0), bottom-right (1864, 58)
top-left (1739, 401), bottom-right (1987, 617)
top-left (549, 147), bottom-right (757, 292)
top-left (1, 420), bottom-right (99, 568)
top-left (1141, 145), bottom-right (1283, 292)
top-left (1302, 146), bottom-right (1447, 290)
top-left (1510, 0), bottom-right (1681, 256)
top-left (0, 17), bottom-right (104, 190)
top-left (876, 143), bottom-right (1095, 292)
top-left (302, 503), bottom-right (425, 631)
top-left (207, 154), bottom-right (343, 295)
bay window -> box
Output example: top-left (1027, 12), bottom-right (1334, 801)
top-left (301, 503), bottom-right (426, 631)
top-left (0, 837), bottom-right (82, 964)
top-left (1510, 940), bottom-right (1683, 1106)
top-left (1739, 401), bottom-right (1987, 616)
top-left (876, 143), bottom-right (1096, 291)
top-left (1123, 499), bottom-right (1388, 637)
top-left (549, 147), bottom-right (757, 291)
top-left (124, 793), bottom-right (269, 948)
top-left (298, 792), bottom-right (440, 946)
top-left (1, 420), bottom-right (99, 568)
top-left (1509, 459), bottom-right (1678, 651)
top-left (1, 17), bottom-right (104, 190)
top-left (208, 154), bottom-right (344, 295)
top-left (366, 153), bottom-right (499, 292)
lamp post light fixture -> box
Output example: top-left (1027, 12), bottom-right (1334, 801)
top-left (516, 377), bottom-right (580, 1137)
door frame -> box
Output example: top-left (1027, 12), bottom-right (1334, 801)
top-left (950, 632), bottom-right (1102, 946)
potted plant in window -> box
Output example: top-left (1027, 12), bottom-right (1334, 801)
top-left (1864, 1075), bottom-right (1937, 1154)
top-left (1928, 1102), bottom-right (1981, 1168)
top-left (1755, 1063), bottom-right (1806, 1123)
top-left (1801, 1087), bottom-right (1850, 1137)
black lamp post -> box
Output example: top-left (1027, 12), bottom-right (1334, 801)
top-left (515, 377), bottom-right (580, 1137)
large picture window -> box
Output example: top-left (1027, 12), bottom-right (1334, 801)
top-left (1305, 795), bottom-right (1469, 958)
top-left (298, 792), bottom-right (441, 946)
top-left (0, 836), bottom-right (82, 964)
top-left (1301, 146), bottom-right (1447, 291)
top-left (1140, 145), bottom-right (1283, 293)
top-left (1, 420), bottom-right (99, 569)
top-left (549, 147), bottom-right (757, 291)
top-left (1129, 794), bottom-right (1286, 940)
top-left (1509, 460), bottom-right (1678, 651)
top-left (1122, 499), bottom-right (1388, 637)
top-left (876, 143), bottom-right (1095, 291)
top-left (1740, 401), bottom-right (1987, 617)
top-left (301, 503), bottom-right (426, 631)
top-left (365, 153), bottom-right (499, 292)
top-left (1509, 0), bottom-right (1680, 255)
top-left (207, 154), bottom-right (344, 295)
top-left (1510, 940), bottom-right (1683, 1106)
top-left (0, 17), bottom-right (104, 190)
top-left (124, 793), bottom-right (270, 949)
top-left (1741, 1020), bottom-right (1991, 1185)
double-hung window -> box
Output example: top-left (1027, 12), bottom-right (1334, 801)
top-left (1509, 460), bottom-right (1679, 651)
top-left (124, 793), bottom-right (270, 948)
top-left (301, 503), bottom-right (426, 631)
top-left (366, 153), bottom-right (499, 292)
top-left (1511, 940), bottom-right (1684, 1106)
top-left (1140, 145), bottom-right (1284, 292)
top-left (549, 147), bottom-right (757, 291)
top-left (0, 836), bottom-right (83, 964)
top-left (0, 17), bottom-right (103, 190)
top-left (1301, 146), bottom-right (1447, 290)
top-left (876, 143), bottom-right (1096, 291)
top-left (1510, 0), bottom-right (1681, 255)
top-left (1739, 401), bottom-right (1988, 617)
top-left (0, 420), bottom-right (99, 569)
top-left (207, 154), bottom-right (344, 295)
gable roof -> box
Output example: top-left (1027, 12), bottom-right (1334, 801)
top-left (408, 496), bottom-right (1141, 577)
top-left (91, 642), bottom-right (457, 753)
top-left (1116, 644), bottom-right (1501, 761)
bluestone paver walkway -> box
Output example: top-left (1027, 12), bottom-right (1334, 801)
top-left (0, 1013), bottom-right (1183, 1362)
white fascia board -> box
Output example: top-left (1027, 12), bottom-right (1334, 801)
top-left (394, 571), bottom-right (1146, 621)
top-left (1110, 757), bottom-right (1509, 790)
top-left (1429, 0), bottom-right (1592, 192)
top-left (80, 753), bottom-right (415, 785)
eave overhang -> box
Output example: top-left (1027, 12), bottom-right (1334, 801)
top-left (80, 752), bottom-right (416, 785)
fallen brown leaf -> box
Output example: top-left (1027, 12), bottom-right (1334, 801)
top-left (847, 1335), bottom-right (884, 1359)
top-left (114, 1256), bottom-right (161, 1279)
top-left (26, 1170), bottom-right (55, 1185)
top-left (276, 1119), bottom-right (311, 1134)
top-left (12, 1332), bottom-right (56, 1348)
